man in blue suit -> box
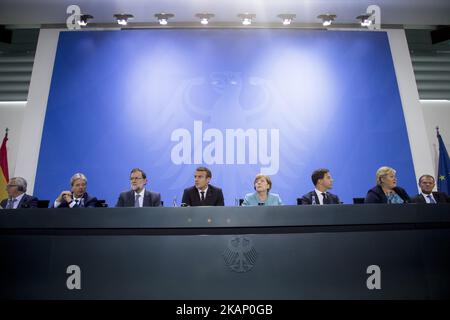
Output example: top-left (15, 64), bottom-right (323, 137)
top-left (1, 176), bottom-right (38, 209)
top-left (54, 173), bottom-right (98, 208)
top-left (116, 168), bottom-right (161, 207)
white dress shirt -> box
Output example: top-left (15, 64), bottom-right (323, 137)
top-left (197, 186), bottom-right (208, 201)
top-left (421, 192), bottom-right (436, 204)
top-left (9, 193), bottom-right (25, 209)
top-left (315, 189), bottom-right (328, 205)
top-left (134, 188), bottom-right (145, 207)
top-left (54, 194), bottom-right (84, 208)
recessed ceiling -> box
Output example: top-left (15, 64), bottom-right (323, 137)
top-left (0, 0), bottom-right (449, 26)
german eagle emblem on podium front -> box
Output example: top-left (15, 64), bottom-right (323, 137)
top-left (223, 236), bottom-right (258, 273)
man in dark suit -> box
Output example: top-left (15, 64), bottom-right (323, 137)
top-left (182, 167), bottom-right (224, 206)
top-left (54, 173), bottom-right (98, 208)
top-left (301, 168), bottom-right (340, 205)
top-left (411, 174), bottom-right (448, 204)
top-left (116, 168), bottom-right (161, 207)
top-left (1, 176), bottom-right (38, 209)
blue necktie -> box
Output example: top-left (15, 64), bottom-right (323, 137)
top-left (427, 195), bottom-right (436, 204)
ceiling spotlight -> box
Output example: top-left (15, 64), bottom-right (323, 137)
top-left (114, 14), bottom-right (133, 26)
top-left (78, 14), bottom-right (93, 27)
top-left (317, 14), bottom-right (336, 27)
top-left (195, 13), bottom-right (215, 25)
top-left (277, 14), bottom-right (296, 26)
top-left (238, 13), bottom-right (256, 26)
top-left (356, 14), bottom-right (372, 27)
top-left (155, 13), bottom-right (174, 25)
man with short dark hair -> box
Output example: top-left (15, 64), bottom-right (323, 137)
top-left (54, 173), bottom-right (98, 208)
top-left (1, 176), bottom-right (38, 209)
top-left (301, 168), bottom-right (340, 205)
top-left (411, 174), bottom-right (448, 204)
top-left (181, 167), bottom-right (224, 206)
top-left (116, 168), bottom-right (161, 207)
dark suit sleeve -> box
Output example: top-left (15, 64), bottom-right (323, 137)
top-left (334, 195), bottom-right (341, 204)
top-left (216, 189), bottom-right (225, 206)
top-left (115, 193), bottom-right (125, 207)
top-left (411, 194), bottom-right (423, 203)
top-left (85, 197), bottom-right (98, 208)
top-left (1, 199), bottom-right (7, 208)
top-left (301, 194), bottom-right (311, 205)
top-left (364, 190), bottom-right (379, 203)
top-left (28, 196), bottom-right (39, 208)
top-left (398, 187), bottom-right (411, 203)
top-left (152, 193), bottom-right (161, 207)
top-left (57, 200), bottom-right (70, 208)
top-left (181, 189), bottom-right (190, 206)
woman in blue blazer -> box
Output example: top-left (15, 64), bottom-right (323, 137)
top-left (242, 174), bottom-right (282, 206)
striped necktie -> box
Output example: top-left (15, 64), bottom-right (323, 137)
top-left (134, 194), bottom-right (141, 207)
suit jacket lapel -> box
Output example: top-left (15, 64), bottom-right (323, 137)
top-left (420, 194), bottom-right (427, 203)
top-left (143, 191), bottom-right (151, 207)
top-left (17, 195), bottom-right (26, 208)
top-left (205, 187), bottom-right (213, 204)
top-left (127, 191), bottom-right (135, 207)
top-left (313, 191), bottom-right (318, 204)
top-left (82, 193), bottom-right (88, 207)
top-left (377, 186), bottom-right (388, 203)
top-left (432, 192), bottom-right (441, 203)
top-left (193, 187), bottom-right (201, 204)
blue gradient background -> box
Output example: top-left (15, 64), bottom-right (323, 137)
top-left (35, 29), bottom-right (416, 206)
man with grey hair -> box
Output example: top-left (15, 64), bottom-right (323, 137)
top-left (411, 174), bottom-right (448, 204)
top-left (1, 177), bottom-right (38, 209)
top-left (54, 173), bottom-right (98, 208)
top-left (116, 168), bottom-right (161, 207)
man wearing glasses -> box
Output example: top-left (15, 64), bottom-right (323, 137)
top-left (115, 168), bottom-right (161, 207)
top-left (1, 176), bottom-right (38, 209)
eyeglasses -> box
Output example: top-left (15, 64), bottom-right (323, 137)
top-left (130, 177), bottom-right (144, 181)
top-left (6, 184), bottom-right (19, 188)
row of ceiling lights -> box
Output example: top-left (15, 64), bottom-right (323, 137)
top-left (77, 12), bottom-right (375, 27)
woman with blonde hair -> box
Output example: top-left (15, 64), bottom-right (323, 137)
top-left (365, 166), bottom-right (410, 203)
top-left (242, 174), bottom-right (282, 206)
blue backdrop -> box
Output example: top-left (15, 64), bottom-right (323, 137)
top-left (35, 29), bottom-right (416, 206)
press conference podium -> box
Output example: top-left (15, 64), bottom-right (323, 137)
top-left (1, 204), bottom-right (449, 299)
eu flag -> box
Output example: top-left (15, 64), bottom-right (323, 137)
top-left (437, 129), bottom-right (450, 194)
